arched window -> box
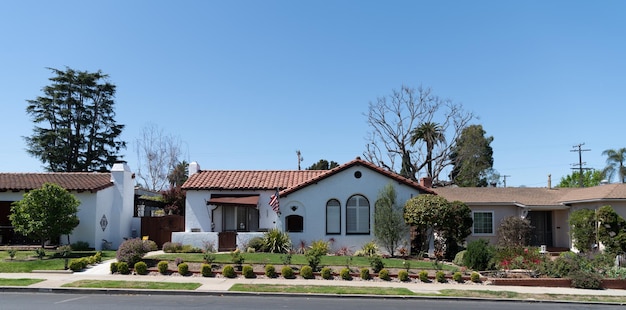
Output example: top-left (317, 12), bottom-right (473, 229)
top-left (326, 199), bottom-right (341, 234)
top-left (285, 215), bottom-right (304, 232)
top-left (346, 195), bottom-right (369, 234)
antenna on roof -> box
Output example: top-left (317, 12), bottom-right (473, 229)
top-left (296, 150), bottom-right (304, 170)
top-left (501, 175), bottom-right (511, 188)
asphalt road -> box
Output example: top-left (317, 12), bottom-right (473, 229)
top-left (0, 292), bottom-right (621, 310)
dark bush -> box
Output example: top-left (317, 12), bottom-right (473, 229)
top-left (110, 262), bottom-right (118, 274)
top-left (320, 267), bottom-right (333, 280)
top-left (71, 241), bottom-right (90, 251)
top-left (242, 265), bottom-right (256, 278)
top-left (281, 266), bottom-right (295, 279)
top-left (134, 261), bottom-right (148, 275)
top-left (222, 265), bottom-right (236, 278)
top-left (360, 268), bottom-right (370, 280)
top-left (116, 238), bottom-right (157, 266)
top-left (570, 270), bottom-right (603, 289)
top-left (201, 263), bottom-right (213, 277)
top-left (117, 262), bottom-right (130, 274)
top-left (464, 239), bottom-right (494, 271)
top-left (398, 270), bottom-right (409, 282)
top-left (178, 262), bottom-right (189, 276)
top-left (378, 269), bottom-right (390, 281)
top-left (340, 268), bottom-right (352, 280)
top-left (300, 265), bottom-right (314, 279)
top-left (157, 261), bottom-right (169, 274)
top-left (369, 255), bottom-right (385, 273)
top-left (265, 265), bottom-right (276, 278)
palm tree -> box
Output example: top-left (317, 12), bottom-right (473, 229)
top-left (602, 148), bottom-right (626, 183)
top-left (410, 122), bottom-right (445, 178)
top-left (167, 161), bottom-right (189, 188)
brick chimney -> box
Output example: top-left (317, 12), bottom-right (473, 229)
top-left (419, 177), bottom-right (432, 188)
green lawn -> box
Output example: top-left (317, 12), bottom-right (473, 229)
top-left (0, 250), bottom-right (116, 273)
top-left (0, 278), bottom-right (45, 286)
top-left (230, 283), bottom-right (415, 295)
top-left (62, 280), bottom-right (202, 290)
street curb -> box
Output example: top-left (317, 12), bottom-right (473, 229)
top-left (1, 286), bottom-right (624, 306)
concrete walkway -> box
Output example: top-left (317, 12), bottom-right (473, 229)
top-left (2, 254), bottom-right (626, 300)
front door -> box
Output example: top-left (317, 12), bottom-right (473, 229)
top-left (528, 211), bottom-right (553, 247)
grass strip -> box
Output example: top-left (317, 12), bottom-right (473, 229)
top-left (0, 278), bottom-right (45, 286)
top-left (435, 289), bottom-right (626, 304)
top-left (230, 284), bottom-right (415, 295)
top-left (61, 279), bottom-right (202, 290)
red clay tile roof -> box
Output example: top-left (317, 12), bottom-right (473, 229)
top-left (0, 173), bottom-right (113, 192)
top-left (182, 170), bottom-right (327, 191)
top-left (182, 157), bottom-right (435, 195)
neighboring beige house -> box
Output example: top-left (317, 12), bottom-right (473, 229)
top-left (173, 157), bottom-right (435, 253)
top-left (0, 162), bottom-right (137, 250)
top-left (433, 184), bottom-right (626, 251)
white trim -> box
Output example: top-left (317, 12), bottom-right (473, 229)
top-left (472, 210), bottom-right (495, 236)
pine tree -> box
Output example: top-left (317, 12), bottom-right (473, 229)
top-left (24, 67), bottom-right (126, 172)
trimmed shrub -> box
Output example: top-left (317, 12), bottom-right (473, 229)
top-left (134, 261), bottom-right (148, 275)
top-left (570, 270), bottom-right (603, 289)
top-left (453, 271), bottom-right (463, 283)
top-left (265, 265), bottom-right (277, 278)
top-left (320, 267), bottom-right (333, 280)
top-left (247, 237), bottom-right (265, 252)
top-left (340, 267), bottom-right (352, 280)
top-left (201, 263), bottom-right (213, 277)
top-left (93, 251), bottom-right (102, 263)
top-left (117, 262), bottom-right (130, 275)
top-left (162, 242), bottom-right (183, 253)
top-left (69, 258), bottom-right (85, 271)
top-left (157, 260), bottom-right (169, 274)
top-left (116, 238), bottom-right (157, 266)
top-left (378, 268), bottom-right (391, 281)
top-left (418, 270), bottom-right (429, 282)
top-left (300, 265), bottom-right (314, 279)
top-left (470, 272), bottom-right (481, 283)
top-left (453, 250), bottom-right (466, 266)
top-left (178, 262), bottom-right (189, 276)
top-left (435, 271), bottom-right (446, 283)
top-left (398, 270), bottom-right (409, 282)
top-left (242, 265), bottom-right (256, 278)
top-left (281, 266), bottom-right (295, 279)
top-left (110, 262), bottom-right (118, 274)
top-left (369, 255), bottom-right (385, 273)
top-left (464, 239), bottom-right (494, 271)
top-left (222, 265), bottom-right (236, 278)
top-left (360, 268), bottom-right (370, 280)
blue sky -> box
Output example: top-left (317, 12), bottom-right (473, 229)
top-left (1, 1), bottom-right (624, 187)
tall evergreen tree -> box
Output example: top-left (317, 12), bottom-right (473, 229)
top-left (306, 159), bottom-right (339, 170)
top-left (24, 67), bottom-right (126, 172)
top-left (449, 125), bottom-right (494, 187)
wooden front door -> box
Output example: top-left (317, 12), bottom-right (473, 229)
top-left (218, 231), bottom-right (237, 252)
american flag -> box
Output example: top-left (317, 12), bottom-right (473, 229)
top-left (269, 188), bottom-right (280, 214)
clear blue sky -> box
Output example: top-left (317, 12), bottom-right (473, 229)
top-left (1, 1), bottom-right (624, 187)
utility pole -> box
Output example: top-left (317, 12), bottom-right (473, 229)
top-left (571, 143), bottom-right (591, 188)
top-left (501, 175), bottom-right (511, 188)
top-left (296, 150), bottom-right (303, 170)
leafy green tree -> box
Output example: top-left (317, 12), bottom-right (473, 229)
top-left (306, 159), bottom-right (339, 170)
top-left (24, 67), bottom-right (126, 172)
top-left (403, 194), bottom-right (472, 258)
top-left (373, 183), bottom-right (408, 256)
top-left (10, 183), bottom-right (80, 247)
top-left (596, 205), bottom-right (626, 255)
top-left (568, 209), bottom-right (597, 253)
top-left (449, 125), bottom-right (494, 187)
top-left (557, 170), bottom-right (603, 188)
top-left (410, 122), bottom-right (445, 179)
top-left (602, 148), bottom-right (626, 183)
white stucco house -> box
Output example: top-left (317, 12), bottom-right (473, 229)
top-left (173, 157), bottom-right (435, 254)
top-left (0, 162), bottom-right (137, 250)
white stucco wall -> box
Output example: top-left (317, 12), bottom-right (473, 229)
top-left (279, 165), bottom-right (420, 255)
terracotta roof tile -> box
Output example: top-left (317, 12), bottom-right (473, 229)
top-left (0, 173), bottom-right (113, 192)
top-left (182, 157), bottom-right (435, 195)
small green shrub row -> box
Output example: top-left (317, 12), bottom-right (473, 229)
top-left (68, 251), bottom-right (103, 271)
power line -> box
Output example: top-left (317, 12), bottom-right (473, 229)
top-left (570, 143), bottom-right (591, 188)
top-left (501, 175), bottom-right (511, 188)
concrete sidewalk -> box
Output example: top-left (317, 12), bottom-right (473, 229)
top-left (2, 257), bottom-right (626, 298)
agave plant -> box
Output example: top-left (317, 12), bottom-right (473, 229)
top-left (263, 228), bottom-right (292, 253)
